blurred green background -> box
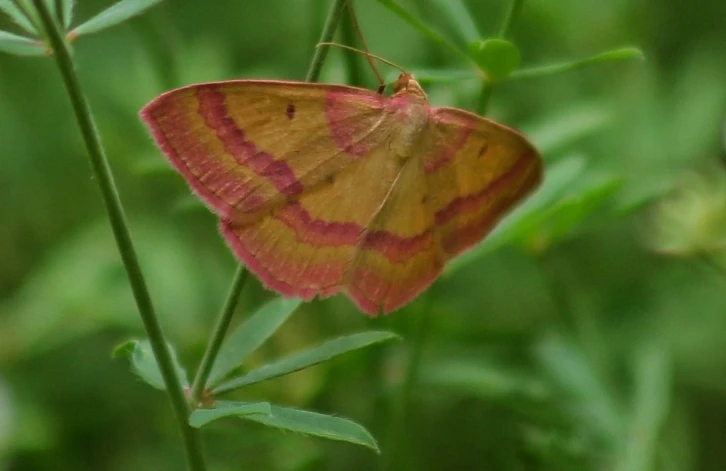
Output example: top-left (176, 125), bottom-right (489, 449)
top-left (2, 0), bottom-right (726, 470)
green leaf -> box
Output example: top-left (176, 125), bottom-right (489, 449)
top-left (423, 359), bottom-right (551, 403)
top-left (0, 0), bottom-right (39, 34)
top-left (415, 0), bottom-right (480, 45)
top-left (613, 344), bottom-right (671, 471)
top-left (207, 297), bottom-right (302, 387)
top-left (111, 340), bottom-right (136, 359)
top-left (510, 47), bottom-right (644, 81)
top-left (522, 103), bottom-right (612, 156)
top-left (375, 0), bottom-right (467, 61)
top-left (70, 0), bottom-right (163, 37)
top-left (122, 339), bottom-right (189, 390)
top-left (214, 331), bottom-right (398, 394)
top-left (60, 0), bottom-right (74, 28)
top-left (189, 401), bottom-right (271, 428)
top-left (243, 405), bottom-right (379, 452)
top-left (0, 29), bottom-right (44, 56)
top-left (468, 38), bottom-right (521, 82)
top-left (534, 334), bottom-right (623, 445)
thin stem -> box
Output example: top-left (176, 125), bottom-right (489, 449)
top-left (306, 0), bottom-right (347, 82)
top-left (340, 4), bottom-right (365, 88)
top-left (476, 80), bottom-right (493, 115)
top-left (498, 0), bottom-right (525, 38)
top-left (508, 47), bottom-right (644, 81)
top-left (31, 2), bottom-right (206, 470)
top-left (382, 299), bottom-right (434, 471)
top-left (190, 266), bottom-right (249, 404)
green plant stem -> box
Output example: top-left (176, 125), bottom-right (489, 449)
top-left (31, 2), bottom-right (206, 470)
top-left (508, 47), bottom-right (644, 81)
top-left (190, 266), bottom-right (249, 404)
top-left (499, 0), bottom-right (525, 38)
top-left (305, 0), bottom-right (347, 82)
top-left (340, 6), bottom-right (365, 88)
top-left (476, 80), bottom-right (493, 115)
top-left (382, 300), bottom-right (434, 471)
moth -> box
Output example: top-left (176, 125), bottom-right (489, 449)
top-left (141, 73), bottom-right (542, 315)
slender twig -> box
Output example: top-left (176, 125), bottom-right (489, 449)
top-left (190, 267), bottom-right (249, 404)
top-left (476, 80), bottom-right (493, 115)
top-left (31, 2), bottom-right (206, 470)
top-left (340, 4), bottom-right (365, 88)
top-left (499, 0), bottom-right (525, 38)
top-left (306, 0), bottom-right (347, 82)
top-left (382, 297), bottom-right (434, 471)
top-left (508, 47), bottom-right (643, 81)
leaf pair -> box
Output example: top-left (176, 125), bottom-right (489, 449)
top-left (116, 297), bottom-right (398, 451)
top-left (0, 0), bottom-right (162, 56)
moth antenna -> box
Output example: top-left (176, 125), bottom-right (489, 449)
top-left (342, 0), bottom-right (386, 93)
top-left (316, 42), bottom-right (408, 87)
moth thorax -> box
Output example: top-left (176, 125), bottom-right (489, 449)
top-left (388, 101), bottom-right (429, 161)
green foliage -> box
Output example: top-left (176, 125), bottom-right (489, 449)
top-left (114, 339), bottom-right (189, 390)
top-left (207, 297), bottom-right (303, 387)
top-left (193, 402), bottom-right (379, 452)
top-left (213, 331), bottom-right (399, 393)
top-left (2, 0), bottom-right (726, 470)
top-left (468, 38), bottom-right (521, 82)
top-left (70, 0), bottom-right (162, 37)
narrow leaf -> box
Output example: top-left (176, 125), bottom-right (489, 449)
top-left (70, 0), bottom-right (162, 37)
top-left (124, 339), bottom-right (189, 390)
top-left (207, 297), bottom-right (302, 387)
top-left (417, 0), bottom-right (480, 45)
top-left (244, 405), bottom-right (379, 452)
top-left (61, 0), bottom-right (74, 28)
top-left (534, 334), bottom-right (623, 445)
top-left (189, 401), bottom-right (271, 428)
top-left (0, 0), bottom-right (38, 34)
top-left (523, 103), bottom-right (612, 155)
top-left (214, 331), bottom-right (398, 394)
top-left (13, 0), bottom-right (41, 33)
top-left (613, 344), bottom-right (671, 471)
top-left (375, 0), bottom-right (468, 61)
top-left (509, 47), bottom-right (644, 81)
top-left (423, 360), bottom-right (551, 403)
top-left (0, 30), bottom-right (44, 56)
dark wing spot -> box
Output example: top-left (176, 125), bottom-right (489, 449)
top-left (478, 143), bottom-right (489, 158)
top-left (420, 194), bottom-right (429, 205)
top-left (325, 174), bottom-right (335, 185)
top-left (286, 103), bottom-right (296, 120)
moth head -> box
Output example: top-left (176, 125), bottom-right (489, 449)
top-left (393, 73), bottom-right (428, 100)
